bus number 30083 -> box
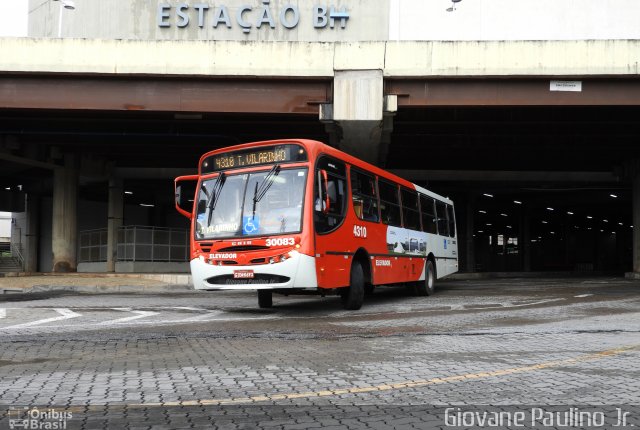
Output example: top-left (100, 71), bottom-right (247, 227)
top-left (266, 237), bottom-right (295, 246)
top-left (353, 225), bottom-right (367, 238)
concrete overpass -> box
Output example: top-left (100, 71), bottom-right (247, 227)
top-left (1, 36), bottom-right (640, 274)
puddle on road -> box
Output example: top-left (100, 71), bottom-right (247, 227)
top-left (0, 357), bottom-right (53, 367)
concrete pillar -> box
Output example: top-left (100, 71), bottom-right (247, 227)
top-left (24, 195), bottom-right (39, 273)
top-left (52, 157), bottom-right (78, 272)
top-left (320, 70), bottom-right (396, 165)
top-left (107, 178), bottom-right (123, 272)
top-left (520, 206), bottom-right (532, 272)
top-left (633, 172), bottom-right (640, 273)
top-left (464, 195), bottom-right (476, 272)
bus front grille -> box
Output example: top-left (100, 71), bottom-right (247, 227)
top-left (206, 274), bottom-right (290, 285)
top-left (218, 245), bottom-right (269, 252)
top-left (198, 242), bottom-right (214, 252)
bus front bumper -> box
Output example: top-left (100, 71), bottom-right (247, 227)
top-left (190, 251), bottom-right (318, 291)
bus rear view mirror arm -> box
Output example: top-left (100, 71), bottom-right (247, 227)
top-left (174, 174), bottom-right (199, 219)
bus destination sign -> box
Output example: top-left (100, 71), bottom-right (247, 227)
top-left (202, 144), bottom-right (307, 173)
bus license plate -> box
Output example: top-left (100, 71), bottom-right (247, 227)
top-left (233, 270), bottom-right (254, 279)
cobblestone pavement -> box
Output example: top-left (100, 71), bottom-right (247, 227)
top-left (0, 277), bottom-right (639, 429)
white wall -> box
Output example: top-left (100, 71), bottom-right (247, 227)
top-left (0, 212), bottom-right (11, 241)
top-left (0, 2), bottom-right (28, 37)
top-left (391, 0), bottom-right (640, 41)
top-left (24, 0), bottom-right (640, 42)
top-left (27, 0), bottom-right (389, 41)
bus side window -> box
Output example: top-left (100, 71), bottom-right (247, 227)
top-left (379, 180), bottom-right (402, 227)
top-left (447, 204), bottom-right (456, 237)
top-left (420, 194), bottom-right (437, 234)
top-left (401, 188), bottom-right (420, 231)
top-left (315, 157), bottom-right (347, 234)
top-left (351, 169), bottom-right (379, 223)
top-left (435, 200), bottom-right (449, 236)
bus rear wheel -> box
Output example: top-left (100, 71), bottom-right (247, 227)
top-left (341, 262), bottom-right (365, 310)
top-left (258, 290), bottom-right (273, 308)
top-left (415, 260), bottom-right (435, 296)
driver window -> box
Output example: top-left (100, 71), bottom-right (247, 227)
top-left (314, 157), bottom-right (346, 234)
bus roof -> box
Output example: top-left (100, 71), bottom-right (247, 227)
top-left (199, 139), bottom-right (454, 206)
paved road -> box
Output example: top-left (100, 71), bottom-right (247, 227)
top-left (1, 277), bottom-right (639, 429)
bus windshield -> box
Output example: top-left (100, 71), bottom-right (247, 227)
top-left (195, 167), bottom-right (307, 240)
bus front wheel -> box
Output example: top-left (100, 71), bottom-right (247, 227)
top-left (258, 290), bottom-right (273, 308)
top-left (415, 260), bottom-right (436, 296)
top-left (341, 262), bottom-right (365, 310)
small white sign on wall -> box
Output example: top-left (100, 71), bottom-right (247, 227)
top-left (550, 80), bottom-right (582, 92)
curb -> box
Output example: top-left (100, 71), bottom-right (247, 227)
top-left (1, 284), bottom-right (193, 295)
top-left (448, 271), bottom-right (615, 280)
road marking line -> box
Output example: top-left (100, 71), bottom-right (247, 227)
top-left (100, 309), bottom-right (159, 325)
top-left (132, 344), bottom-right (639, 407)
top-left (2, 308), bottom-right (81, 329)
top-left (0, 309), bottom-right (5, 319)
top-left (331, 298), bottom-right (565, 318)
top-left (508, 298), bottom-right (565, 308)
top-left (178, 311), bottom-right (224, 322)
top-left (0, 313), bottom-right (278, 331)
top-left (121, 314), bottom-right (278, 324)
top-left (575, 294), bottom-right (593, 298)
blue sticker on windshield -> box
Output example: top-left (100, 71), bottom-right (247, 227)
top-left (243, 216), bottom-right (259, 235)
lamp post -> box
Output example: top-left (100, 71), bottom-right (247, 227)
top-left (53, 0), bottom-right (75, 38)
top-left (447, 0), bottom-right (462, 12)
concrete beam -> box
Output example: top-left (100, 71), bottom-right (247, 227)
top-left (390, 170), bottom-right (619, 183)
top-left (1, 39), bottom-right (640, 78)
top-left (0, 151), bottom-right (56, 170)
top-left (114, 167), bottom-right (194, 179)
top-left (388, 79), bottom-right (640, 107)
top-left (0, 76), bottom-right (329, 114)
top-left (384, 40), bottom-right (640, 77)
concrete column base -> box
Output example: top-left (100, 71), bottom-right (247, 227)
top-left (624, 272), bottom-right (640, 280)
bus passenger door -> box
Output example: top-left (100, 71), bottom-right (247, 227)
top-left (313, 157), bottom-right (350, 289)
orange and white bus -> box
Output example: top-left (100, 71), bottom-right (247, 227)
top-left (175, 139), bottom-right (458, 310)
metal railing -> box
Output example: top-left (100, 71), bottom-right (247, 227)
top-left (79, 228), bottom-right (108, 263)
top-left (10, 243), bottom-right (24, 270)
top-left (79, 226), bottom-right (189, 263)
top-left (117, 226), bottom-right (189, 262)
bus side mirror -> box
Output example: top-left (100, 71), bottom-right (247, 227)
top-left (320, 169), bottom-right (330, 214)
top-left (174, 175), bottom-right (198, 219)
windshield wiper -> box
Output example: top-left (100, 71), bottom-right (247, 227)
top-left (251, 165), bottom-right (280, 219)
top-left (206, 172), bottom-right (226, 225)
